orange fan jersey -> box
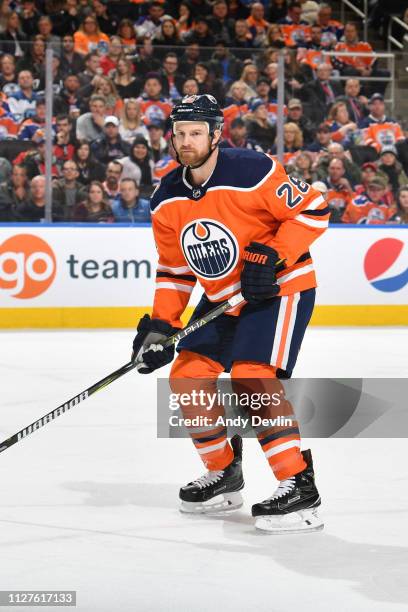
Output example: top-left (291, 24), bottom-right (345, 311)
top-left (334, 41), bottom-right (374, 69)
top-left (342, 194), bottom-right (396, 224)
top-left (150, 148), bottom-right (329, 327)
top-left (139, 98), bottom-right (173, 124)
top-left (280, 24), bottom-right (311, 47)
top-left (364, 121), bottom-right (404, 152)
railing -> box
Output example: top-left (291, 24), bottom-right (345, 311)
top-left (340, 0), bottom-right (368, 41)
top-left (323, 50), bottom-right (395, 112)
top-left (387, 15), bottom-right (408, 51)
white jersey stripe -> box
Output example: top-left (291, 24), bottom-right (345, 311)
top-left (157, 264), bottom-right (192, 274)
top-left (270, 296), bottom-right (288, 365)
top-left (280, 293), bottom-right (300, 369)
top-left (155, 281), bottom-right (194, 293)
top-left (302, 194), bottom-right (325, 210)
top-left (264, 439), bottom-right (301, 459)
top-left (206, 282), bottom-right (242, 301)
top-left (277, 264), bottom-right (314, 285)
top-left (295, 215), bottom-right (329, 228)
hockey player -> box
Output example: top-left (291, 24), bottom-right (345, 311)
top-left (132, 94), bottom-right (329, 533)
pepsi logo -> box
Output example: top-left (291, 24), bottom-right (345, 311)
top-left (364, 238), bottom-right (408, 292)
top-left (181, 219), bottom-right (239, 279)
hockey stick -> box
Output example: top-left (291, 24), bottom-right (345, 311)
top-left (0, 293), bottom-right (244, 455)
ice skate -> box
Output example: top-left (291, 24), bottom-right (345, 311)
top-left (179, 435), bottom-right (244, 514)
top-left (252, 449), bottom-right (324, 534)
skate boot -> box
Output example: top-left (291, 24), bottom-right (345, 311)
top-left (252, 449), bottom-right (324, 533)
top-left (179, 435), bottom-right (244, 514)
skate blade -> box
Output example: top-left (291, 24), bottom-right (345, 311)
top-left (255, 507), bottom-right (324, 534)
top-left (180, 491), bottom-right (243, 515)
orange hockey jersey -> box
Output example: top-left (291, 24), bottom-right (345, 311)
top-left (150, 148), bottom-right (329, 327)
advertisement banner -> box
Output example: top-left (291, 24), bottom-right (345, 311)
top-left (0, 225), bottom-right (406, 327)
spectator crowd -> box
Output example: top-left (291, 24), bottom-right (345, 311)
top-left (0, 0), bottom-right (406, 224)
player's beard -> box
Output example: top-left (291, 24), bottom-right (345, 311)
top-left (178, 147), bottom-right (208, 167)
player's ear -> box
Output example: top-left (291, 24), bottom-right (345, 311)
top-left (212, 128), bottom-right (222, 145)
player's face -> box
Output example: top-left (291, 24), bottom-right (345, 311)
top-left (173, 122), bottom-right (217, 167)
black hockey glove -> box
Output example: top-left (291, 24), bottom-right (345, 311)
top-left (132, 314), bottom-right (179, 374)
top-left (241, 242), bottom-right (281, 304)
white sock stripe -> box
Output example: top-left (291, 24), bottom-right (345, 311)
top-left (196, 439), bottom-right (227, 455)
top-left (155, 281), bottom-right (194, 293)
top-left (264, 439), bottom-right (301, 459)
top-left (280, 293), bottom-right (300, 369)
top-left (270, 296), bottom-right (288, 366)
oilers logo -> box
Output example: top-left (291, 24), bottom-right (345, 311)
top-left (364, 238), bottom-right (408, 292)
top-left (181, 219), bottom-right (239, 279)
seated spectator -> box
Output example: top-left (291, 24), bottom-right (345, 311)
top-left (0, 11), bottom-right (26, 58)
top-left (0, 164), bottom-right (29, 221)
top-left (133, 36), bottom-right (161, 78)
top-left (181, 77), bottom-right (200, 98)
top-left (334, 21), bottom-right (390, 96)
top-left (361, 94), bottom-right (405, 151)
top-left (59, 33), bottom-right (85, 78)
top-left (78, 51), bottom-right (101, 90)
top-left (286, 151), bottom-right (314, 183)
top-left (207, 1), bottom-right (235, 44)
top-left (54, 74), bottom-right (82, 116)
top-left (269, 0), bottom-right (288, 23)
top-left (37, 15), bottom-right (61, 55)
top-left (183, 16), bottom-right (216, 51)
top-left (102, 159), bottom-right (123, 206)
top-left (246, 2), bottom-right (270, 45)
top-left (73, 14), bottom-right (109, 55)
top-left (54, 114), bottom-right (77, 166)
top-left (159, 52), bottom-right (185, 101)
top-left (100, 36), bottom-right (125, 77)
top-left (18, 98), bottom-right (46, 141)
top-left (179, 42), bottom-right (201, 78)
top-left (209, 39), bottom-right (243, 86)
top-left (177, 2), bottom-right (194, 38)
top-left (278, 1), bottom-right (311, 47)
top-left (113, 58), bottom-right (142, 100)
top-left (230, 18), bottom-right (254, 55)
top-left (283, 48), bottom-right (312, 96)
top-left (244, 98), bottom-right (277, 152)
top-left (392, 186), bottom-right (408, 225)
top-left (7, 70), bottom-right (38, 121)
top-left (219, 116), bottom-right (263, 151)
top-left (316, 3), bottom-right (344, 48)
top-left (0, 54), bottom-right (17, 94)
top-left (52, 160), bottom-right (87, 220)
top-left (301, 63), bottom-right (342, 124)
top-left (300, 0), bottom-right (320, 26)
top-left (92, 76), bottom-right (124, 116)
top-left (285, 98), bottom-right (315, 145)
top-left (326, 101), bottom-right (359, 147)
top-left (377, 146), bottom-right (408, 200)
top-left (316, 141), bottom-right (361, 186)
top-left (111, 178), bottom-right (150, 223)
top-left (342, 176), bottom-right (396, 224)
top-left (265, 24), bottom-right (286, 48)
top-left (118, 136), bottom-right (154, 190)
top-left (20, 0), bottom-right (42, 39)
top-left (322, 156), bottom-right (355, 222)
top-left (146, 121), bottom-right (168, 164)
top-left (337, 78), bottom-right (368, 124)
top-left (138, 74), bottom-right (173, 125)
top-left (117, 19), bottom-right (137, 57)
top-left (153, 139), bottom-right (179, 183)
top-left (73, 180), bottom-right (113, 223)
top-left (13, 130), bottom-right (59, 179)
top-left (270, 121), bottom-right (303, 163)
top-left (135, 2), bottom-right (167, 39)
top-left (119, 98), bottom-right (148, 144)
top-left (91, 115), bottom-right (130, 166)
top-left (90, 0), bottom-right (116, 36)
top-left (73, 140), bottom-right (106, 185)
top-left (15, 175), bottom-right (63, 222)
top-left (240, 62), bottom-right (259, 97)
top-left (76, 94), bottom-right (107, 142)
top-left (306, 122), bottom-right (333, 153)
top-left (152, 17), bottom-right (182, 57)
top-left (16, 35), bottom-right (45, 83)
top-left (194, 62), bottom-right (226, 105)
top-left (224, 79), bottom-right (252, 114)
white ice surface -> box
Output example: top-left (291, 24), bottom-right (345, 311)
top-left (0, 327), bottom-right (407, 612)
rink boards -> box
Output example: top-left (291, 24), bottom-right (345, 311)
top-left (0, 224), bottom-right (406, 327)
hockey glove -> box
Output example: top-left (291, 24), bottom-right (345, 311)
top-left (241, 242), bottom-right (281, 304)
top-left (132, 314), bottom-right (179, 374)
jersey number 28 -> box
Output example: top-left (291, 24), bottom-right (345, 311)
top-left (276, 176), bottom-right (309, 209)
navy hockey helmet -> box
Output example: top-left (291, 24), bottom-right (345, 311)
top-left (170, 94), bottom-right (224, 136)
